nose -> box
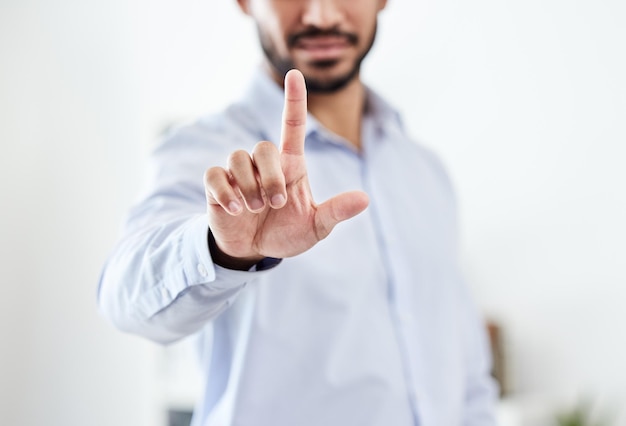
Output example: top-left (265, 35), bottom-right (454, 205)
top-left (302, 0), bottom-right (343, 29)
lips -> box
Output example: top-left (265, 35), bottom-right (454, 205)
top-left (294, 35), bottom-right (352, 61)
top-left (288, 28), bottom-right (358, 63)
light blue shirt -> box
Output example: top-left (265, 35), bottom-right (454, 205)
top-left (98, 70), bottom-right (498, 426)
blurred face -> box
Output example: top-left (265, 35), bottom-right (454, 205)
top-left (238, 0), bottom-right (387, 93)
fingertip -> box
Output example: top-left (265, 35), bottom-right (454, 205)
top-left (228, 200), bottom-right (243, 215)
top-left (245, 197), bottom-right (266, 213)
top-left (355, 191), bottom-right (370, 211)
top-left (285, 68), bottom-right (304, 83)
top-left (334, 190), bottom-right (370, 222)
top-left (270, 193), bottom-right (287, 209)
top-left (284, 69), bottom-right (306, 97)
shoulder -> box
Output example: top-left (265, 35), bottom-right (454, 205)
top-left (367, 88), bottom-right (454, 188)
top-left (370, 94), bottom-right (456, 199)
top-left (411, 140), bottom-right (456, 195)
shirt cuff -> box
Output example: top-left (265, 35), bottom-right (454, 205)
top-left (253, 257), bottom-right (282, 271)
top-left (134, 215), bottom-right (282, 320)
top-left (183, 216), bottom-right (282, 289)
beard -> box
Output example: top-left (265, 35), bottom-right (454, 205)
top-left (257, 24), bottom-right (378, 94)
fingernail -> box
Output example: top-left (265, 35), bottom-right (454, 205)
top-left (270, 194), bottom-right (286, 207)
top-left (228, 200), bottom-right (242, 214)
top-left (249, 198), bottom-right (265, 211)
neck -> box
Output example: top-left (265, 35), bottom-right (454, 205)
top-left (307, 78), bottom-right (365, 150)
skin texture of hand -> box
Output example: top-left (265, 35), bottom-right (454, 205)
top-left (204, 69), bottom-right (370, 270)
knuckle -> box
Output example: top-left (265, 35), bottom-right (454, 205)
top-left (227, 149), bottom-right (251, 169)
top-left (252, 141), bottom-right (279, 165)
top-left (204, 167), bottom-right (225, 185)
top-left (284, 118), bottom-right (305, 127)
top-left (253, 140), bottom-right (277, 155)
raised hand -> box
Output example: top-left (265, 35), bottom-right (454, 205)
top-left (203, 69), bottom-right (369, 270)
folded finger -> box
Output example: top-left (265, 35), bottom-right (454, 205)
top-left (252, 141), bottom-right (287, 208)
top-left (204, 167), bottom-right (243, 215)
top-left (228, 149), bottom-right (265, 212)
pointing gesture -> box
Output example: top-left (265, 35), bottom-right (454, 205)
top-left (280, 69), bottom-right (307, 156)
top-left (204, 69), bottom-right (369, 270)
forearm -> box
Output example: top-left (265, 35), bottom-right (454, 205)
top-left (98, 213), bottom-right (253, 344)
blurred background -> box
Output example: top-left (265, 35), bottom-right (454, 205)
top-left (1, 0), bottom-right (625, 425)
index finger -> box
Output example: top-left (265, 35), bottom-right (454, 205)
top-left (280, 69), bottom-right (307, 156)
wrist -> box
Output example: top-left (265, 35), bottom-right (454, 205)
top-left (208, 230), bottom-right (264, 271)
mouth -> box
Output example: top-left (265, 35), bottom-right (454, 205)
top-left (296, 37), bottom-right (350, 60)
top-left (289, 30), bottom-right (358, 62)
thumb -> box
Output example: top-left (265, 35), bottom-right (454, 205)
top-left (314, 191), bottom-right (370, 241)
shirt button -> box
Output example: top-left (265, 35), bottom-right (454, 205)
top-left (197, 263), bottom-right (208, 277)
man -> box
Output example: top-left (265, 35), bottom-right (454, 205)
top-left (98, 0), bottom-right (498, 424)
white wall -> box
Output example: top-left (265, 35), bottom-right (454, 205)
top-left (1, 0), bottom-right (624, 425)
top-left (0, 1), bottom-right (158, 425)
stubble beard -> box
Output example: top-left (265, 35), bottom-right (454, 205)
top-left (257, 23), bottom-right (378, 94)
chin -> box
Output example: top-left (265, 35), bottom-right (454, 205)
top-left (299, 64), bottom-right (359, 94)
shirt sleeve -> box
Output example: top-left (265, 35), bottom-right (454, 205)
top-left (97, 122), bottom-right (277, 344)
